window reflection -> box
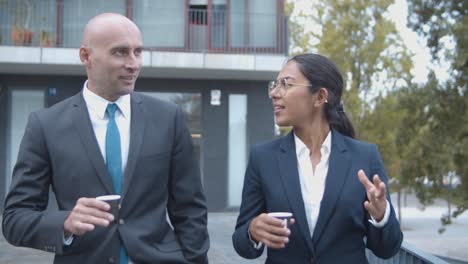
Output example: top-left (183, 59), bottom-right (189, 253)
top-left (142, 92), bottom-right (202, 163)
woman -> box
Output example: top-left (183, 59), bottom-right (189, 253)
top-left (232, 53), bottom-right (402, 263)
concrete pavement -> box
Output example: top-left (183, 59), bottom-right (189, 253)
top-left (1, 207), bottom-right (467, 263)
top-left (399, 207), bottom-right (468, 262)
top-left (0, 212), bottom-right (265, 264)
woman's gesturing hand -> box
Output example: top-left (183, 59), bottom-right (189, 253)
top-left (358, 169), bottom-right (387, 221)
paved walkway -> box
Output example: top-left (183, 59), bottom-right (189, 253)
top-left (1, 206), bottom-right (467, 263)
top-left (399, 207), bottom-right (468, 262)
top-left (0, 212), bottom-right (265, 264)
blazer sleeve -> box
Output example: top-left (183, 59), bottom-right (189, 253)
top-left (232, 147), bottom-right (266, 259)
top-left (365, 144), bottom-right (403, 259)
top-left (167, 107), bottom-right (209, 264)
top-left (2, 112), bottom-right (70, 255)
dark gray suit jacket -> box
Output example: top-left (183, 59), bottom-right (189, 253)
top-left (232, 130), bottom-right (402, 264)
top-left (3, 92), bottom-right (209, 264)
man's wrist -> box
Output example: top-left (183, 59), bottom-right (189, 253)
top-left (63, 232), bottom-right (74, 246)
top-left (247, 227), bottom-right (263, 249)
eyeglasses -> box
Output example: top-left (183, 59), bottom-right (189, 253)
top-left (268, 78), bottom-right (313, 98)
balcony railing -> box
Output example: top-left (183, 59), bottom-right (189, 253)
top-left (367, 241), bottom-right (451, 264)
top-left (0, 1), bottom-right (288, 55)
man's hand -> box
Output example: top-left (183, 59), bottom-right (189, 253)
top-left (358, 169), bottom-right (387, 222)
top-left (64, 198), bottom-right (114, 236)
top-left (249, 213), bottom-right (295, 249)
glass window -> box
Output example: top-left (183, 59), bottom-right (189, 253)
top-left (132, 0), bottom-right (185, 47)
top-left (249, 0), bottom-right (276, 47)
top-left (62, 0), bottom-right (126, 47)
top-left (228, 94), bottom-right (247, 207)
top-left (229, 0), bottom-right (246, 48)
top-left (1, 0), bottom-right (56, 46)
top-left (229, 0), bottom-right (277, 49)
top-left (211, 3), bottom-right (226, 49)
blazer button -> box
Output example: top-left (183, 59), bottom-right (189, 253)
top-left (108, 256), bottom-right (116, 263)
top-left (310, 257), bottom-right (315, 264)
top-left (119, 219), bottom-right (125, 225)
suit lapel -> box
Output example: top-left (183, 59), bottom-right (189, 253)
top-left (278, 132), bottom-right (315, 253)
top-left (312, 130), bottom-right (351, 244)
top-left (72, 93), bottom-right (114, 194)
top-left (121, 93), bottom-right (145, 199)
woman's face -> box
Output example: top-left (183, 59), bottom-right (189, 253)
top-left (270, 60), bottom-right (318, 127)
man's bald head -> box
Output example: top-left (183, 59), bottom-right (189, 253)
top-left (82, 13), bottom-right (141, 48)
top-left (79, 13), bottom-right (143, 102)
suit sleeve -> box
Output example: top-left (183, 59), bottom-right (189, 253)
top-left (2, 112), bottom-right (70, 255)
top-left (167, 107), bottom-right (209, 264)
top-left (232, 147), bottom-right (266, 259)
top-left (365, 144), bottom-right (403, 259)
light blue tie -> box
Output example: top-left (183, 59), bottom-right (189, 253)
top-left (105, 103), bottom-right (128, 264)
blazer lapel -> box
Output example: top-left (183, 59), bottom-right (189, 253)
top-left (312, 130), bottom-right (351, 244)
top-left (72, 93), bottom-right (114, 194)
top-left (121, 93), bottom-right (145, 199)
top-left (278, 132), bottom-right (315, 253)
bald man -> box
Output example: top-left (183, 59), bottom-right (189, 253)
top-left (3, 13), bottom-right (209, 264)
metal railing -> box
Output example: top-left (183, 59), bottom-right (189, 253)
top-left (367, 241), bottom-right (451, 264)
top-left (0, 1), bottom-right (287, 55)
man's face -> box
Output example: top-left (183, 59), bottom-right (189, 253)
top-left (84, 21), bottom-right (143, 101)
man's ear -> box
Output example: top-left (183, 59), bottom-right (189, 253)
top-left (315, 88), bottom-right (329, 107)
top-left (79, 46), bottom-right (91, 67)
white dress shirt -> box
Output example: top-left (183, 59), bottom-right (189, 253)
top-left (295, 131), bottom-right (390, 237)
top-left (295, 132), bottom-right (331, 237)
top-left (82, 81), bottom-right (131, 172)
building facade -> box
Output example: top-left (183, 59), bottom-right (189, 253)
top-left (0, 0), bottom-right (288, 211)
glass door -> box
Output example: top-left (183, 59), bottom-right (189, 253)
top-left (6, 89), bottom-right (45, 194)
top-left (228, 94), bottom-right (247, 207)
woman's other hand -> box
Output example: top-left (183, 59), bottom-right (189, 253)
top-left (248, 213), bottom-right (295, 249)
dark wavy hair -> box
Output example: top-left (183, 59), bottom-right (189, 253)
top-left (289, 53), bottom-right (355, 138)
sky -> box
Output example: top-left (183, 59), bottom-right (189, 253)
top-left (387, 0), bottom-right (430, 83)
top-left (290, 0), bottom-right (449, 84)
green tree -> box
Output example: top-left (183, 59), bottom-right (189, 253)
top-left (285, 1), bottom-right (313, 55)
top-left (285, 0), bottom-right (415, 222)
top-left (361, 91), bottom-right (407, 222)
top-left (404, 0), bottom-right (467, 229)
top-left (287, 0), bottom-right (413, 170)
top-left (398, 72), bottom-right (467, 231)
top-left (311, 0), bottom-right (413, 136)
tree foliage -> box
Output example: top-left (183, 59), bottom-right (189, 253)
top-left (286, 0), bottom-right (413, 184)
top-left (310, 0), bottom-right (413, 144)
top-left (285, 1), bottom-right (313, 55)
top-left (361, 91), bottom-right (406, 180)
top-left (285, 0), bottom-right (467, 229)
top-left (403, 0), bottom-right (467, 226)
top-left (407, 0), bottom-right (467, 77)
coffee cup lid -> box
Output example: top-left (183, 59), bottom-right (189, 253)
top-left (96, 195), bottom-right (121, 201)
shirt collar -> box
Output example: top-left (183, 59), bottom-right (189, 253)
top-left (82, 80), bottom-right (131, 119)
top-left (294, 130), bottom-right (332, 158)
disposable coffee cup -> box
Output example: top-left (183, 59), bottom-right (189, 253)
top-left (268, 212), bottom-right (293, 228)
top-left (96, 195), bottom-right (121, 219)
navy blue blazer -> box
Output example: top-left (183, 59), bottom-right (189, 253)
top-left (232, 130), bottom-right (403, 264)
